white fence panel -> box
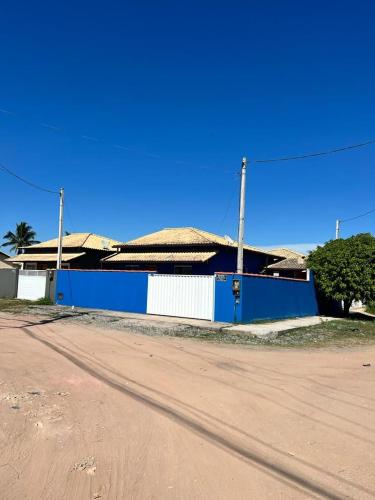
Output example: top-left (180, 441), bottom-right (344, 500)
top-left (147, 274), bottom-right (215, 321)
top-left (17, 270), bottom-right (47, 300)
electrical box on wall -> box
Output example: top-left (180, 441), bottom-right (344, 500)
top-left (232, 278), bottom-right (240, 297)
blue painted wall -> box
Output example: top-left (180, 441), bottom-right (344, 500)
top-left (55, 270), bottom-right (318, 323)
top-left (214, 274), bottom-right (318, 323)
top-left (55, 270), bottom-right (149, 313)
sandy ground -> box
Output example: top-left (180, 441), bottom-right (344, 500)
top-left (0, 313), bottom-right (374, 500)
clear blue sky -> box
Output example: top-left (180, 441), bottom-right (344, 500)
top-left (1, 0), bottom-right (374, 251)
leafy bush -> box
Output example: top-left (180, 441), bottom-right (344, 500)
top-left (307, 233), bottom-right (375, 315)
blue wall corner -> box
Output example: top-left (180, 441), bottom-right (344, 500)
top-left (214, 274), bottom-right (236, 322)
top-left (214, 273), bottom-right (318, 323)
top-left (240, 274), bottom-right (318, 322)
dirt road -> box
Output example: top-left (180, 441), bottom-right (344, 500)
top-left (0, 313), bottom-right (374, 499)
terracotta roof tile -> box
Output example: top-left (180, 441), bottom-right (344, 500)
top-left (269, 248), bottom-right (306, 259)
top-left (102, 251), bottom-right (217, 263)
top-left (21, 233), bottom-right (121, 251)
top-left (267, 257), bottom-right (306, 270)
top-left (9, 252), bottom-right (86, 263)
top-left (116, 227), bottom-right (279, 256)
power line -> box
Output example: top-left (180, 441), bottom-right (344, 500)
top-left (217, 173), bottom-right (239, 234)
top-left (0, 107), bottom-right (231, 174)
top-left (254, 139), bottom-right (375, 163)
top-left (341, 207), bottom-right (375, 223)
top-left (0, 162), bottom-right (58, 194)
top-left (64, 199), bottom-right (76, 232)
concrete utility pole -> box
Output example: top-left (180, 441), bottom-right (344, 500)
top-left (335, 219), bottom-right (340, 240)
top-left (56, 187), bottom-right (64, 270)
top-left (236, 157), bottom-right (247, 274)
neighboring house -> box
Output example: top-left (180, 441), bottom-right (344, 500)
top-left (0, 250), bottom-right (16, 269)
top-left (265, 257), bottom-right (307, 280)
top-left (7, 233), bottom-right (121, 270)
top-left (269, 248), bottom-right (306, 260)
top-left (265, 248), bottom-right (307, 279)
top-left (102, 227), bottom-right (282, 274)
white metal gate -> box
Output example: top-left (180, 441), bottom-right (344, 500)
top-left (17, 270), bottom-right (47, 300)
top-left (147, 274), bottom-right (215, 321)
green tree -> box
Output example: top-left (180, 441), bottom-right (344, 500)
top-left (307, 233), bottom-right (375, 315)
top-left (2, 222), bottom-right (40, 253)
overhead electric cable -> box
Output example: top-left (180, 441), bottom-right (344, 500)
top-left (254, 139), bottom-right (375, 163)
top-left (341, 207), bottom-right (375, 223)
top-left (0, 107), bottom-right (227, 174)
top-left (217, 173), bottom-right (240, 233)
top-left (0, 162), bottom-right (58, 194)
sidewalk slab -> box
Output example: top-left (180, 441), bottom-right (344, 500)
top-left (29, 305), bottom-right (228, 331)
top-left (27, 305), bottom-right (335, 339)
top-left (224, 316), bottom-right (336, 338)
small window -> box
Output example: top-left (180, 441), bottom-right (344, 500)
top-left (24, 263), bottom-right (37, 270)
top-left (174, 265), bottom-right (192, 275)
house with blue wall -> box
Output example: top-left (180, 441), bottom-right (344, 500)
top-left (9, 233), bottom-right (121, 270)
top-left (101, 227), bottom-right (282, 274)
top-left (55, 269), bottom-right (319, 322)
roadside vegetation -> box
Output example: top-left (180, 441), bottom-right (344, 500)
top-left (165, 317), bottom-right (375, 348)
top-left (0, 299), bottom-right (32, 312)
top-left (0, 297), bottom-right (52, 312)
top-left (254, 317), bottom-right (375, 348)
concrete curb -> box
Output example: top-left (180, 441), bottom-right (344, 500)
top-left (224, 316), bottom-right (336, 339)
top-left (26, 305), bottom-right (337, 340)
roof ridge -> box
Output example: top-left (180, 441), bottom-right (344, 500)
top-left (81, 233), bottom-right (92, 246)
top-left (164, 226), bottom-right (224, 236)
top-left (188, 227), bottom-right (220, 243)
top-left (119, 227), bottom-right (280, 256)
top-left (165, 226), bottom-right (234, 244)
top-left (22, 232), bottom-right (121, 250)
top-left (272, 246), bottom-right (303, 252)
top-left (270, 247), bottom-right (306, 257)
top-left (161, 226), bottom-right (235, 245)
top-left (125, 228), bottom-right (166, 244)
top-left (64, 232), bottom-right (90, 236)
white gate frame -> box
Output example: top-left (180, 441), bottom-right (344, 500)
top-left (147, 274), bottom-right (215, 321)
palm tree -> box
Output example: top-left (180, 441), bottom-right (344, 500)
top-left (2, 222), bottom-right (40, 253)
